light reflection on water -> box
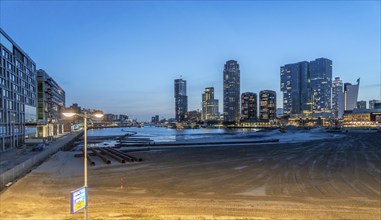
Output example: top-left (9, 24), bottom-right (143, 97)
top-left (86, 126), bottom-right (260, 143)
top-left (73, 127), bottom-right (262, 150)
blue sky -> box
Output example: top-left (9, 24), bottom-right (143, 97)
top-left (1, 1), bottom-right (380, 121)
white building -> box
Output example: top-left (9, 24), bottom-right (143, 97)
top-left (344, 78), bottom-right (360, 112)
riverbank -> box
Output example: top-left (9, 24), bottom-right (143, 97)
top-left (0, 130), bottom-right (380, 219)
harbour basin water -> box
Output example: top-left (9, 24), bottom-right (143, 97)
top-left (87, 126), bottom-right (261, 143)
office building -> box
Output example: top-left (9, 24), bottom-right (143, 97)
top-left (332, 77), bottom-right (344, 118)
top-left (310, 58), bottom-right (332, 116)
top-left (0, 28), bottom-right (37, 151)
top-left (174, 78), bottom-right (188, 122)
top-left (202, 87), bottom-right (219, 121)
top-left (357, 101), bottom-right (366, 110)
top-left (151, 115), bottom-right (159, 124)
top-left (36, 69), bottom-right (65, 138)
top-left (280, 58), bottom-right (332, 117)
top-left (241, 92), bottom-right (257, 121)
top-left (369, 100), bottom-right (380, 110)
top-left (280, 61), bottom-right (310, 115)
top-left (259, 90), bottom-right (276, 121)
top-left (344, 78), bottom-right (360, 111)
top-left (223, 60), bottom-right (240, 122)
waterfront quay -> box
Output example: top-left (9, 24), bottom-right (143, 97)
top-left (0, 130), bottom-right (380, 219)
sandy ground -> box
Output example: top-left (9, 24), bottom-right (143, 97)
top-left (0, 131), bottom-right (380, 219)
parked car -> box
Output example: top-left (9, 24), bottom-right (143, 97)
top-left (31, 144), bottom-right (45, 152)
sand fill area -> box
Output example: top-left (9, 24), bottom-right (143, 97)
top-left (0, 131), bottom-right (380, 219)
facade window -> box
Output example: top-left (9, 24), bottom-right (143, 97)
top-left (16, 60), bottom-right (21, 68)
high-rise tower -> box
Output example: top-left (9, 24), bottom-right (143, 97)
top-left (280, 61), bottom-right (310, 115)
top-left (280, 58), bottom-right (332, 118)
top-left (332, 77), bottom-right (344, 118)
top-left (202, 87), bottom-right (219, 121)
top-left (223, 60), bottom-right (240, 123)
top-left (174, 78), bottom-right (188, 122)
top-left (310, 58), bottom-right (332, 116)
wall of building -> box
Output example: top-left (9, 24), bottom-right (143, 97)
top-left (1, 29), bottom-right (37, 151)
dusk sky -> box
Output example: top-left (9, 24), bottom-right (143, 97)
top-left (1, 1), bottom-right (380, 121)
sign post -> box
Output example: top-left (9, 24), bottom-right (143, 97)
top-left (71, 187), bottom-right (87, 214)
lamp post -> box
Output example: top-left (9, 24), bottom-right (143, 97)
top-left (62, 111), bottom-right (103, 220)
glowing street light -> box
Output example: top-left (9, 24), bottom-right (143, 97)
top-left (62, 110), bottom-right (103, 220)
top-left (62, 112), bottom-right (76, 117)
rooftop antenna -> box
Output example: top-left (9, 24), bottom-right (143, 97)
top-left (180, 75), bottom-right (182, 79)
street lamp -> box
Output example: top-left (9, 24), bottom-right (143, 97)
top-left (62, 110), bottom-right (103, 220)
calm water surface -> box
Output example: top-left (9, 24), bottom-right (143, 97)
top-left (87, 126), bottom-right (260, 142)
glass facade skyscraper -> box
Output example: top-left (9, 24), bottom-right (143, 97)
top-left (174, 78), bottom-right (188, 122)
top-left (241, 92), bottom-right (257, 121)
top-left (280, 58), bottom-right (332, 118)
top-left (310, 58), bottom-right (332, 116)
top-left (332, 77), bottom-right (344, 118)
top-left (223, 60), bottom-right (240, 123)
top-left (280, 61), bottom-right (310, 115)
top-left (0, 28), bottom-right (37, 151)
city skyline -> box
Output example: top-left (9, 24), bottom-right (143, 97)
top-left (1, 1), bottom-right (380, 120)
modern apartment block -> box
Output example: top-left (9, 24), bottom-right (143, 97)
top-left (332, 77), bottom-right (344, 118)
top-left (241, 92), bottom-right (257, 121)
top-left (259, 90), bottom-right (276, 121)
top-left (280, 58), bottom-right (332, 118)
top-left (184, 110), bottom-right (201, 123)
top-left (174, 78), bottom-right (188, 122)
top-left (344, 78), bottom-right (360, 112)
top-left (36, 69), bottom-right (65, 138)
top-left (202, 87), bottom-right (219, 121)
top-left (223, 60), bottom-right (240, 123)
top-left (0, 28), bottom-right (37, 151)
